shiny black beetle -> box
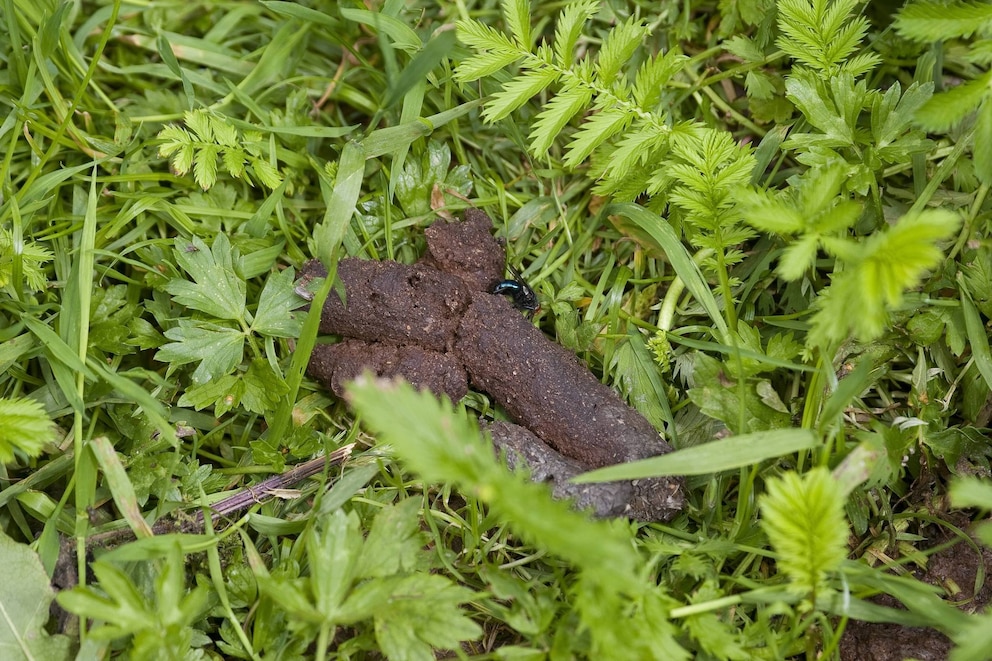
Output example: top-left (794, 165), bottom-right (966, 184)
top-left (492, 265), bottom-right (540, 316)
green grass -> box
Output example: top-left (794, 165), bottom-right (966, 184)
top-left (2, 0), bottom-right (992, 659)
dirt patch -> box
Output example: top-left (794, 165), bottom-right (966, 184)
top-left (839, 529), bottom-right (992, 660)
top-left (303, 210), bottom-right (685, 521)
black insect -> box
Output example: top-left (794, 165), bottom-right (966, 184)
top-left (491, 265), bottom-right (540, 316)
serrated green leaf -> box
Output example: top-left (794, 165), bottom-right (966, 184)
top-left (595, 16), bottom-right (646, 82)
top-left (777, 0), bottom-right (877, 74)
top-left (155, 320), bottom-right (245, 385)
top-left (503, 0), bottom-right (531, 49)
top-left (241, 359), bottom-right (288, 414)
top-left (193, 143), bottom-right (220, 189)
top-left (0, 397), bottom-right (54, 464)
top-left (552, 0), bottom-right (598, 66)
top-left (760, 467), bottom-right (849, 598)
top-left (454, 20), bottom-right (521, 81)
top-left (736, 188), bottom-right (805, 235)
top-left (184, 109), bottom-right (211, 142)
top-left (252, 267), bottom-right (304, 337)
top-left (177, 374), bottom-right (242, 415)
top-left (345, 378), bottom-right (643, 587)
top-left (529, 82), bottom-right (593, 154)
top-left (482, 66), bottom-right (560, 123)
top-left (873, 81), bottom-right (932, 146)
top-left (309, 509), bottom-right (362, 620)
top-left (778, 234), bottom-right (820, 280)
top-left (894, 0), bottom-right (992, 41)
top-left (916, 70), bottom-right (992, 132)
top-left (249, 157), bottom-right (283, 189)
top-left (372, 574), bottom-right (482, 660)
top-left (166, 234), bottom-right (246, 320)
top-left (785, 75), bottom-right (854, 146)
top-left (354, 498), bottom-right (423, 579)
top-left (564, 107), bottom-right (630, 168)
top-left (810, 210), bottom-right (961, 346)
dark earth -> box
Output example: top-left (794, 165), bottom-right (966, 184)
top-left (303, 209), bottom-right (684, 521)
top-left (838, 526), bottom-right (992, 660)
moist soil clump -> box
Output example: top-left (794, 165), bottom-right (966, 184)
top-left (303, 210), bottom-right (685, 521)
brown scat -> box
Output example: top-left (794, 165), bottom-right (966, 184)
top-left (306, 258), bottom-right (470, 351)
top-left (455, 294), bottom-right (674, 468)
top-left (487, 421), bottom-right (633, 518)
top-left (423, 208), bottom-right (507, 292)
top-left (308, 340), bottom-right (468, 402)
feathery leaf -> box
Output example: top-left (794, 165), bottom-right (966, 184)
top-left (894, 0), bottom-right (992, 41)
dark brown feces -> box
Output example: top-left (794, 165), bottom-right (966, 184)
top-left (302, 210), bottom-right (684, 521)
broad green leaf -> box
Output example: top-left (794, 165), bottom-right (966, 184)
top-left (166, 234), bottom-right (246, 320)
top-left (252, 267), bottom-right (305, 338)
top-left (0, 532), bottom-right (72, 661)
top-left (354, 498), bottom-right (423, 579)
top-left (370, 574), bottom-right (481, 660)
top-left (382, 29), bottom-right (456, 110)
top-left (687, 354), bottom-right (792, 433)
top-left (241, 358), bottom-right (289, 415)
top-left (339, 7), bottom-right (420, 53)
top-left (609, 329), bottom-right (674, 436)
top-left (309, 509), bottom-right (362, 620)
top-left (155, 320), bottom-right (245, 384)
top-left (959, 277), bottom-right (992, 394)
top-left (177, 374), bottom-right (242, 415)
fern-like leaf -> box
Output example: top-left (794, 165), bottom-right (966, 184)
top-left (502, 0), bottom-right (532, 49)
top-left (454, 20), bottom-right (522, 81)
top-left (553, 0), bottom-right (598, 66)
top-left (760, 467), bottom-right (849, 602)
top-left (482, 62), bottom-right (560, 123)
top-left (777, 0), bottom-right (880, 76)
top-left (0, 396), bottom-right (56, 462)
top-left (157, 110), bottom-right (283, 189)
top-left (601, 120), bottom-right (671, 185)
top-left (595, 16), bottom-right (648, 83)
top-left (633, 49), bottom-right (687, 109)
top-left (530, 77), bottom-right (595, 154)
top-left (894, 0), bottom-right (992, 41)
top-left (914, 71), bottom-right (992, 132)
top-left (0, 228), bottom-right (54, 292)
top-left (563, 106), bottom-right (631, 169)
